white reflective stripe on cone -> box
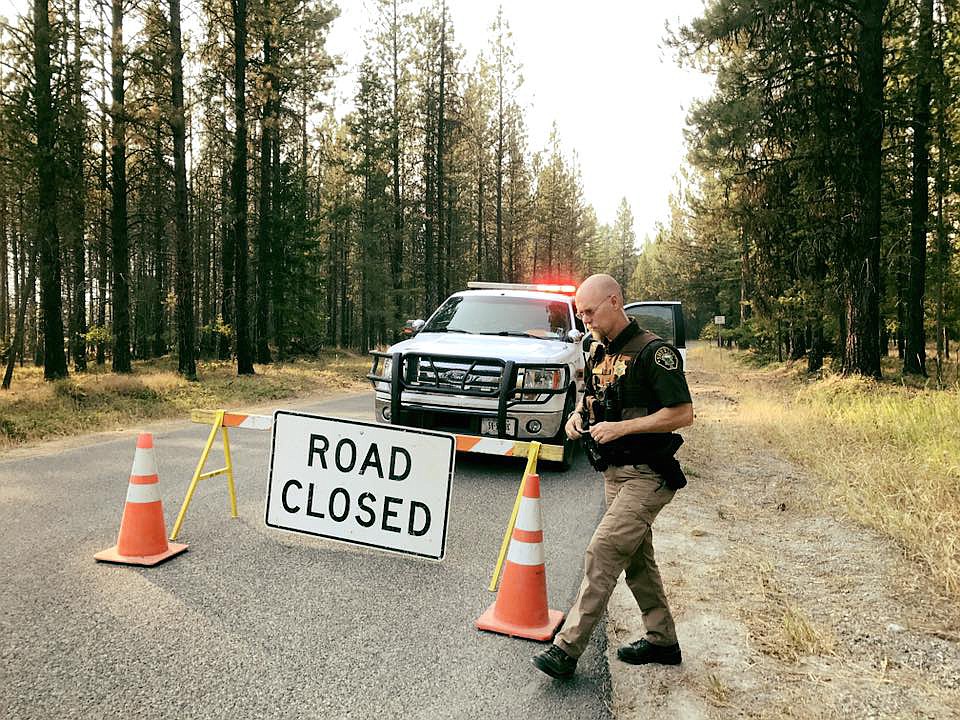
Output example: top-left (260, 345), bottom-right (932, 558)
top-left (506, 538), bottom-right (545, 566)
top-left (125, 482), bottom-right (162, 504)
top-left (130, 450), bottom-right (158, 478)
top-left (515, 496), bottom-right (543, 532)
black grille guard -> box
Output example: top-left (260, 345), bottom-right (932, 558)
top-left (368, 350), bottom-right (570, 438)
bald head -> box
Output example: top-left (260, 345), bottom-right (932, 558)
top-left (578, 274), bottom-right (622, 304)
top-left (575, 274), bottom-right (629, 341)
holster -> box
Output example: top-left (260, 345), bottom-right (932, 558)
top-left (581, 434), bottom-right (608, 472)
top-left (588, 432), bottom-right (688, 490)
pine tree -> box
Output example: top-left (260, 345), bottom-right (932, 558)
top-left (231, 0), bottom-right (254, 374)
top-left (610, 198), bottom-right (637, 290)
top-left (34, 0), bottom-right (68, 379)
top-left (109, 0), bottom-right (132, 372)
top-left (904, 0), bottom-right (934, 376)
top-left (170, 0), bottom-right (196, 378)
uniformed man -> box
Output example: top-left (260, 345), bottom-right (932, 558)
top-left (532, 273), bottom-right (694, 680)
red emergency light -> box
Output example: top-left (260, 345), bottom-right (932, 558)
top-left (467, 281), bottom-right (578, 294)
top-left (533, 283), bottom-right (577, 295)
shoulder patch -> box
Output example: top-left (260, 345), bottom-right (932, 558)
top-left (654, 345), bottom-right (679, 371)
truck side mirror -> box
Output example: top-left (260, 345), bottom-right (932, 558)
top-left (567, 329), bottom-right (583, 344)
top-left (411, 319), bottom-right (425, 334)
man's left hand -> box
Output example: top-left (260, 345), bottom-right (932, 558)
top-left (589, 421), bottom-right (624, 445)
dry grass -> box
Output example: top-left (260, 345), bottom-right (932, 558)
top-left (780, 605), bottom-right (836, 659)
top-left (691, 342), bottom-right (960, 598)
top-left (737, 552), bottom-right (838, 663)
top-left (704, 673), bottom-right (730, 706)
top-left (0, 352), bottom-right (371, 451)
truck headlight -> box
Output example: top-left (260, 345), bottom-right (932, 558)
top-left (373, 356), bottom-right (392, 378)
top-left (516, 367), bottom-right (562, 390)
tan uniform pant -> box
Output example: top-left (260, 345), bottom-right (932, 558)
top-left (554, 463), bottom-right (677, 659)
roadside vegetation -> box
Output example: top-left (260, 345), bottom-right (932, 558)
top-left (692, 343), bottom-right (960, 598)
top-left (0, 352), bottom-right (370, 452)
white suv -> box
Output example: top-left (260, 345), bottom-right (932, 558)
top-left (368, 283), bottom-right (586, 469)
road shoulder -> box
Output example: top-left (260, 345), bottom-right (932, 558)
top-left (0, 388), bottom-right (371, 463)
top-left (606, 366), bottom-right (960, 719)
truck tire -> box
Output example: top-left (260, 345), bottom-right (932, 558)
top-left (548, 388), bottom-right (577, 472)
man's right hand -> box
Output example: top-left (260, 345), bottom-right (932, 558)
top-left (565, 412), bottom-right (584, 440)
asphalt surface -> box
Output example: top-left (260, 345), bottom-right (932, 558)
top-left (1, 392), bottom-right (613, 720)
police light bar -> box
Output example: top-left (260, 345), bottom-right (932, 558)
top-left (467, 282), bottom-right (577, 294)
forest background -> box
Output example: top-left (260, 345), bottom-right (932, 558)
top-left (0, 0), bottom-right (956, 386)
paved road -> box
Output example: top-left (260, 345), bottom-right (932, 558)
top-left (1, 392), bottom-right (612, 720)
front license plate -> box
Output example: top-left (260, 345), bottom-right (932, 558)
top-left (480, 417), bottom-right (517, 436)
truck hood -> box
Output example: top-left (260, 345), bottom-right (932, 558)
top-left (387, 332), bottom-right (576, 364)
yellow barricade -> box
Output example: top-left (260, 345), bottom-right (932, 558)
top-left (169, 409), bottom-right (273, 541)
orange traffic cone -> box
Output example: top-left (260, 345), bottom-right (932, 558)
top-left (475, 473), bottom-right (564, 641)
top-left (95, 432), bottom-right (188, 566)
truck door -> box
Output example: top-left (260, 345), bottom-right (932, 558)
top-left (623, 301), bottom-right (686, 364)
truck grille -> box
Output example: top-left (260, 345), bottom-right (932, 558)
top-left (405, 356), bottom-right (504, 395)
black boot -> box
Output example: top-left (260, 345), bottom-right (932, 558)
top-left (531, 644), bottom-right (577, 679)
top-left (617, 638), bottom-right (682, 665)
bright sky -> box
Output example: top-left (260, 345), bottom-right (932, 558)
top-left (0, 0), bottom-right (715, 243)
top-left (329, 0), bottom-right (716, 242)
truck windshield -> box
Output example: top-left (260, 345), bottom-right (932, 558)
top-left (423, 295), bottom-right (572, 339)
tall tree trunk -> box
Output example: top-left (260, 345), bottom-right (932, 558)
top-left (12, 194), bottom-right (22, 362)
top-left (198, 187), bottom-right (211, 345)
top-left (845, 0), bottom-right (886, 378)
top-left (219, 116), bottom-right (234, 360)
top-left (110, 0), bottom-right (131, 372)
top-left (423, 139), bottom-right (434, 316)
top-left (134, 235), bottom-right (146, 358)
top-left (1, 199), bottom-right (8, 344)
top-left (933, 2), bottom-right (950, 384)
top-left (895, 254), bottom-right (906, 358)
top-left (170, 0), bottom-right (195, 378)
top-left (390, 0), bottom-right (404, 325)
top-left (28, 229), bottom-right (40, 368)
top-left (339, 219), bottom-right (348, 347)
top-left (423, 80), bottom-right (434, 319)
top-left (96, 3), bottom-right (108, 365)
top-left (506, 179), bottom-right (514, 282)
top-left (476, 162), bottom-right (483, 279)
top-left (904, 0), bottom-right (933, 376)
top-left (254, 138), bottom-right (272, 364)
top-left (444, 181), bottom-right (453, 298)
top-left (270, 126), bottom-right (285, 359)
top-left (231, 0), bottom-right (254, 374)
top-left (152, 126), bottom-right (165, 357)
top-left (495, 10), bottom-right (505, 282)
top-left (255, 23), bottom-right (273, 364)
top-left (70, 0), bottom-right (86, 371)
top-left (360, 166), bottom-right (370, 355)
top-left (2, 244), bottom-right (37, 390)
top-left (739, 227), bottom-right (751, 323)
top-left (808, 257), bottom-right (827, 372)
top-left (97, 118), bottom-right (108, 365)
top-left (326, 225), bottom-right (336, 346)
top-left (435, 1), bottom-right (446, 310)
top-left (34, 0), bottom-right (68, 379)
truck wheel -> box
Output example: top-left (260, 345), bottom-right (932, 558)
top-left (548, 389), bottom-right (577, 472)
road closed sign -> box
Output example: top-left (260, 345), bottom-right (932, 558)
top-left (265, 410), bottom-right (455, 560)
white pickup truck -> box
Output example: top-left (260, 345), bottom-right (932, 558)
top-left (368, 282), bottom-right (686, 471)
top-left (368, 282), bottom-right (586, 469)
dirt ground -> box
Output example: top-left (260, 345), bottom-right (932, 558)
top-left (605, 363), bottom-right (960, 719)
